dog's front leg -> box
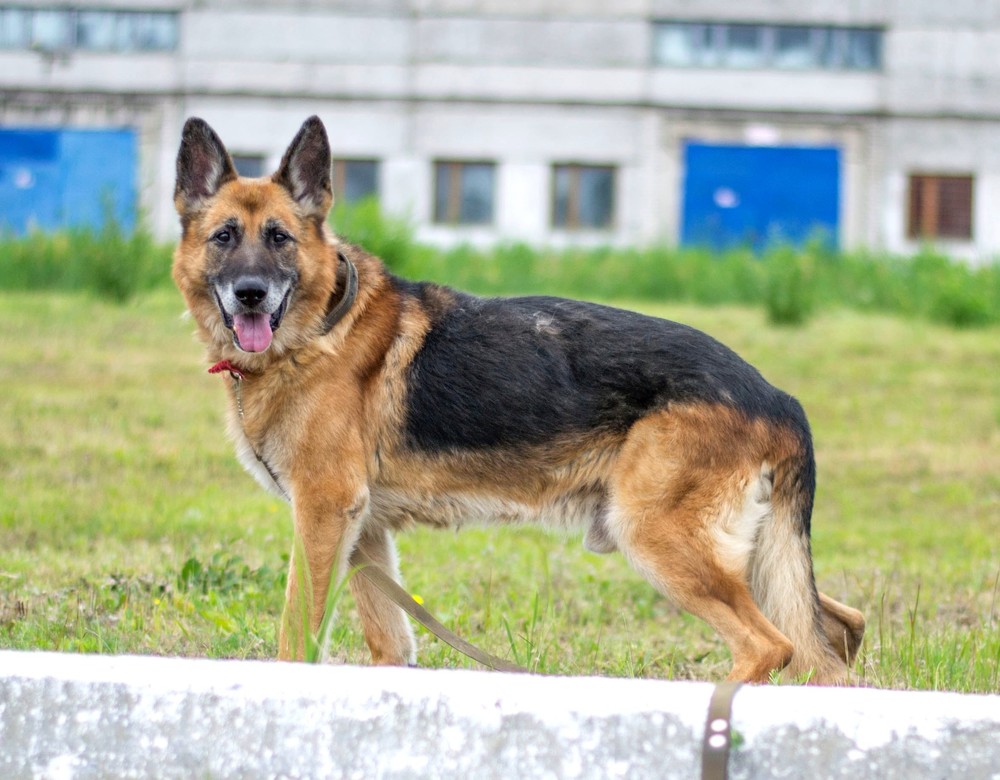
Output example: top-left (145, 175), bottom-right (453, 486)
top-left (278, 483), bottom-right (369, 661)
top-left (350, 525), bottom-right (417, 666)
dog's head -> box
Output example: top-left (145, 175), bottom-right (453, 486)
top-left (172, 117), bottom-right (339, 358)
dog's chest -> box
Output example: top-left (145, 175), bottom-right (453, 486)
top-left (228, 409), bottom-right (290, 500)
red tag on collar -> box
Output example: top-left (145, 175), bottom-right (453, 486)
top-left (208, 360), bottom-right (245, 380)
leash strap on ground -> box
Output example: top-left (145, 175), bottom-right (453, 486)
top-left (350, 550), bottom-right (528, 674)
top-left (701, 681), bottom-right (742, 780)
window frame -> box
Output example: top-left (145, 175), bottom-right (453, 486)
top-left (332, 157), bottom-right (380, 205)
top-left (433, 159), bottom-right (497, 226)
top-left (907, 173), bottom-right (975, 241)
top-left (551, 163), bottom-right (617, 231)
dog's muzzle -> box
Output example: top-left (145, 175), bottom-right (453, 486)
top-left (214, 275), bottom-right (292, 353)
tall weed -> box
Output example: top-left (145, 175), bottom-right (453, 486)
top-left (0, 221), bottom-right (171, 301)
top-left (329, 197), bottom-right (420, 274)
top-left (764, 244), bottom-right (816, 325)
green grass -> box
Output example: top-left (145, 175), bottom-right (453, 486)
top-left (1, 288), bottom-right (997, 691)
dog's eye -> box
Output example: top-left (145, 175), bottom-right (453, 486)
top-left (213, 230), bottom-right (231, 245)
top-left (272, 230), bottom-right (290, 245)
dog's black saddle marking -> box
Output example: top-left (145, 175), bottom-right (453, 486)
top-left (402, 291), bottom-right (809, 453)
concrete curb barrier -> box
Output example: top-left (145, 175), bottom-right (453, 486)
top-left (0, 651), bottom-right (997, 779)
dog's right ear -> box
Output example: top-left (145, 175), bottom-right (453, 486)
top-left (174, 118), bottom-right (238, 217)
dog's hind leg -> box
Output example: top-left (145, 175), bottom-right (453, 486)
top-left (610, 410), bottom-right (796, 683)
top-left (349, 525), bottom-right (417, 666)
top-left (618, 510), bottom-right (795, 682)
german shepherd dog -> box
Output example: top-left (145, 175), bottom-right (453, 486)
top-left (172, 116), bottom-right (864, 683)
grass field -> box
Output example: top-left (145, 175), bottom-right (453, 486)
top-left (0, 288), bottom-right (998, 692)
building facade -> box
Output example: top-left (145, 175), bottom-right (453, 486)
top-left (1, 0), bottom-right (999, 258)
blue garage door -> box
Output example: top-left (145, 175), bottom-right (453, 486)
top-left (681, 142), bottom-right (840, 252)
top-left (0, 127), bottom-right (136, 235)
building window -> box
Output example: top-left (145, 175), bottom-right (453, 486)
top-left (434, 161), bottom-right (495, 225)
top-left (31, 9), bottom-right (72, 50)
top-left (232, 154), bottom-right (266, 178)
top-left (124, 12), bottom-right (177, 51)
top-left (552, 164), bottom-right (615, 230)
top-left (654, 23), bottom-right (716, 67)
top-left (0, 7), bottom-right (178, 52)
top-left (907, 174), bottom-right (974, 241)
top-left (723, 24), bottom-right (765, 68)
top-left (653, 22), bottom-right (882, 71)
top-left (773, 26), bottom-right (814, 68)
top-left (333, 159), bottom-right (379, 204)
top-left (0, 8), bottom-right (30, 48)
top-left (75, 11), bottom-right (119, 50)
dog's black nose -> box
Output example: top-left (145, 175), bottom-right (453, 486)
top-left (234, 277), bottom-right (268, 307)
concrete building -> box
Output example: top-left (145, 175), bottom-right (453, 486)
top-left (1, 1), bottom-right (998, 259)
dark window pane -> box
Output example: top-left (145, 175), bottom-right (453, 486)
top-left (76, 12), bottom-right (118, 51)
top-left (342, 160), bottom-right (378, 203)
top-left (937, 177), bottom-right (973, 238)
top-left (577, 167), bottom-right (614, 228)
top-left (32, 10), bottom-right (72, 51)
top-left (0, 9), bottom-right (32, 49)
top-left (458, 163), bottom-right (494, 224)
top-left (845, 28), bottom-right (881, 70)
top-left (817, 25), bottom-right (882, 70)
top-left (232, 155), bottom-right (265, 178)
top-left (774, 26), bottom-right (816, 68)
top-left (130, 13), bottom-right (178, 51)
top-left (723, 24), bottom-right (764, 68)
top-left (552, 166), bottom-right (571, 226)
top-left (654, 23), bottom-right (713, 67)
top-left (434, 163), bottom-right (452, 223)
top-left (907, 176), bottom-right (924, 239)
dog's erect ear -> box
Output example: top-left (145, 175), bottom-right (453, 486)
top-left (174, 118), bottom-right (238, 216)
top-left (273, 116), bottom-right (333, 219)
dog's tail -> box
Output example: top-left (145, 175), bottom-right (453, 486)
top-left (750, 417), bottom-right (865, 684)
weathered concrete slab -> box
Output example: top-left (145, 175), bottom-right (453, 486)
top-left (0, 651), bottom-right (997, 779)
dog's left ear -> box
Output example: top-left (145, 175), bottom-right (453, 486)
top-left (273, 116), bottom-right (333, 219)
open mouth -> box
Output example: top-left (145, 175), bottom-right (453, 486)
top-left (215, 287), bottom-right (290, 353)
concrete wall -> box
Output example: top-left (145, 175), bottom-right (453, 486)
top-left (1, 652), bottom-right (999, 779)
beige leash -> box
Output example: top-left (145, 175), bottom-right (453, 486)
top-left (349, 549), bottom-right (528, 674)
top-left (701, 681), bottom-right (742, 780)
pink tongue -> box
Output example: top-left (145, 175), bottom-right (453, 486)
top-left (233, 313), bottom-right (273, 352)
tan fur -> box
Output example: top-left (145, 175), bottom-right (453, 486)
top-left (174, 129), bottom-right (863, 682)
